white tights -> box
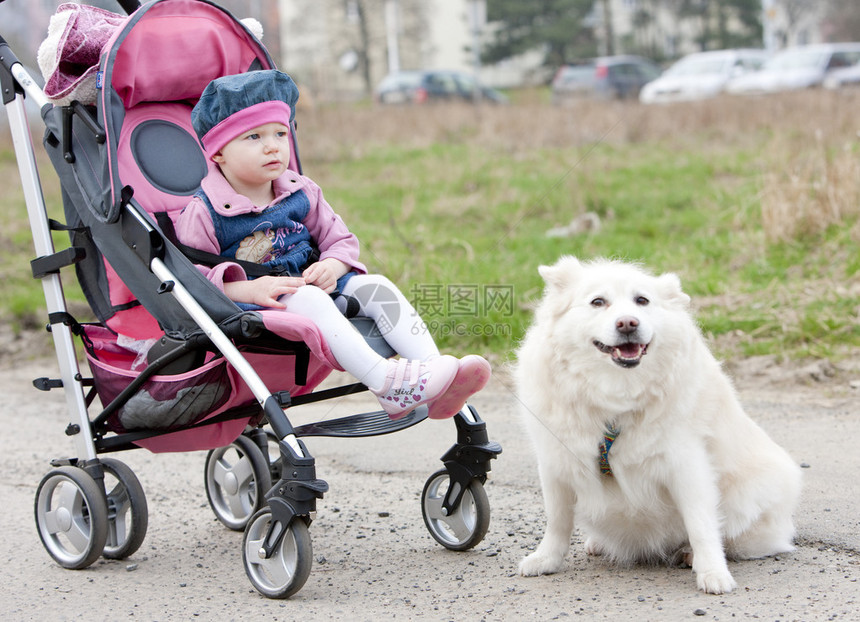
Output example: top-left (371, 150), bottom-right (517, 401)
top-left (280, 274), bottom-right (438, 391)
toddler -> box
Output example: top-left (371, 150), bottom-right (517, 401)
top-left (175, 70), bottom-right (490, 419)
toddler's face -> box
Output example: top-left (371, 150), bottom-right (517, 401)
top-left (213, 122), bottom-right (291, 191)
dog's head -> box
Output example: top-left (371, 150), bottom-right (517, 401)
top-left (536, 256), bottom-right (691, 370)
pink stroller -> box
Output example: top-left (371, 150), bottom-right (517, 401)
top-left (1, 0), bottom-right (500, 598)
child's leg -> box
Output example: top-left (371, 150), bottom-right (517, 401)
top-left (283, 285), bottom-right (458, 419)
top-left (285, 284), bottom-right (386, 386)
top-left (340, 274), bottom-right (492, 419)
top-left (339, 274), bottom-right (439, 360)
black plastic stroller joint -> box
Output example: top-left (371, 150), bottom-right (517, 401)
top-left (438, 406), bottom-right (502, 516)
top-left (31, 247), bottom-right (87, 279)
top-left (49, 457), bottom-right (106, 487)
top-left (0, 34), bottom-right (22, 105)
top-left (122, 193), bottom-right (166, 265)
top-left (117, 0), bottom-right (142, 15)
top-left (259, 437), bottom-right (328, 558)
top-left (61, 103), bottom-right (105, 163)
top-left (31, 220), bottom-right (89, 279)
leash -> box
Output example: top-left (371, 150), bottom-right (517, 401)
top-left (598, 423), bottom-right (620, 477)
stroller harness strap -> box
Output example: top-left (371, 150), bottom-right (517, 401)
top-left (155, 212), bottom-right (319, 279)
top-left (202, 188), bottom-right (315, 276)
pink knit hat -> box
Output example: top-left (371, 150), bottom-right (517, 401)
top-left (199, 100), bottom-right (291, 157)
top-left (191, 70), bottom-right (298, 158)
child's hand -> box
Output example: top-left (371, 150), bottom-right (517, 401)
top-left (223, 276), bottom-right (306, 308)
top-left (302, 258), bottom-right (351, 294)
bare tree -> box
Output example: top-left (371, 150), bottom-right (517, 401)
top-left (823, 0), bottom-right (860, 42)
top-left (778, 0), bottom-right (818, 44)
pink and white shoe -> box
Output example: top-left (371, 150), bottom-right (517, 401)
top-left (427, 354), bottom-right (492, 419)
top-left (371, 355), bottom-right (459, 420)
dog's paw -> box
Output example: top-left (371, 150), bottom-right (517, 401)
top-left (696, 568), bottom-right (737, 594)
top-left (518, 551), bottom-right (565, 577)
top-left (584, 538), bottom-right (604, 557)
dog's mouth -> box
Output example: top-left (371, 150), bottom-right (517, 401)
top-left (593, 340), bottom-right (649, 368)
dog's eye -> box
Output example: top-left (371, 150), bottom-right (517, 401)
top-left (635, 296), bottom-right (650, 306)
top-left (591, 297), bottom-right (606, 308)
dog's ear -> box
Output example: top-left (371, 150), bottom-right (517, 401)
top-left (538, 256), bottom-right (581, 291)
top-left (656, 272), bottom-right (691, 308)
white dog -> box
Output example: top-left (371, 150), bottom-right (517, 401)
top-left (516, 256), bottom-right (802, 594)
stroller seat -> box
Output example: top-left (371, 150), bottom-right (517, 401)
top-left (103, 82), bottom-right (399, 451)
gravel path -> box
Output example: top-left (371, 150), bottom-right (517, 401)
top-left (1, 348), bottom-right (858, 621)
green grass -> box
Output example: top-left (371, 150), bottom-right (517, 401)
top-left (310, 136), bottom-right (857, 363)
top-left (2, 92), bottom-right (858, 366)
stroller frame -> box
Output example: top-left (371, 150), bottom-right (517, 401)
top-left (1, 0), bottom-right (500, 599)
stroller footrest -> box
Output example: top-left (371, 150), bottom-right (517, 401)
top-left (293, 406), bottom-right (428, 438)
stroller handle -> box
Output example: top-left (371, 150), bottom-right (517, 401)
top-left (0, 36), bottom-right (49, 109)
top-left (117, 0), bottom-right (141, 15)
top-left (0, 33), bottom-right (19, 68)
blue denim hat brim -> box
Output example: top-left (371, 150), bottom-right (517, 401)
top-left (191, 70), bottom-right (300, 141)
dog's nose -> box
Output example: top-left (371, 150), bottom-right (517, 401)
top-left (616, 316), bottom-right (639, 334)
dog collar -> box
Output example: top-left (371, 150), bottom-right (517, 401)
top-left (599, 423), bottom-right (619, 477)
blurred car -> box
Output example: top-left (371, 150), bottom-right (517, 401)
top-left (639, 48), bottom-right (769, 104)
top-left (823, 61), bottom-right (860, 89)
top-left (374, 70), bottom-right (508, 104)
top-left (551, 55), bottom-right (661, 103)
top-left (726, 42), bottom-right (860, 95)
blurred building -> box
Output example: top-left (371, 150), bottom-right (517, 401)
top-left (277, 0), bottom-right (488, 101)
top-left (0, 0), bottom-right (846, 102)
top-left (593, 0), bottom-right (831, 61)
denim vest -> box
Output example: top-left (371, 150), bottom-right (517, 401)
top-left (197, 188), bottom-right (316, 276)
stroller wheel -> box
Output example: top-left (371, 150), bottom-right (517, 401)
top-left (421, 469), bottom-right (490, 551)
top-left (34, 466), bottom-right (109, 569)
top-left (243, 508), bottom-right (312, 599)
top-left (100, 458), bottom-right (149, 560)
top-left (205, 434), bottom-right (272, 531)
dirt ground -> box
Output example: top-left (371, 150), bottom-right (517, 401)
top-left (1, 328), bottom-right (858, 621)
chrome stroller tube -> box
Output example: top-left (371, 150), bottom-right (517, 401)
top-left (9, 63), bottom-right (50, 109)
top-left (3, 68), bottom-right (97, 462)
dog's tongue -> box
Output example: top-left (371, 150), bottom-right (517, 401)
top-left (615, 343), bottom-right (644, 358)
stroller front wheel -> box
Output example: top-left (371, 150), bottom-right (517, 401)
top-left (421, 469), bottom-right (490, 551)
top-left (35, 466), bottom-right (109, 569)
top-left (204, 434), bottom-right (272, 531)
top-left (242, 508), bottom-right (312, 599)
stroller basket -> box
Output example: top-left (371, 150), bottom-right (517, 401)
top-left (84, 325), bottom-right (230, 433)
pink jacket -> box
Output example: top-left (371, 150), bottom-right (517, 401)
top-left (175, 165), bottom-right (367, 288)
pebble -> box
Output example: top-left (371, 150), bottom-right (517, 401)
top-left (694, 609), bottom-right (706, 616)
